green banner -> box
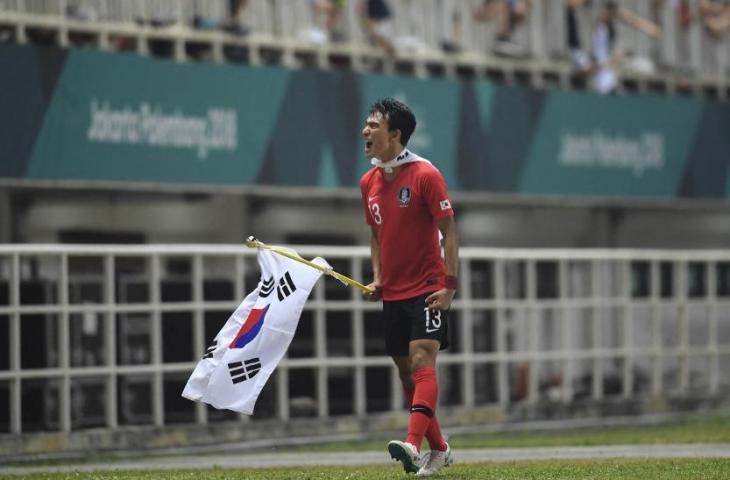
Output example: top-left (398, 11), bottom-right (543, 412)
top-left (1, 44), bottom-right (729, 200)
top-left (519, 91), bottom-right (703, 198)
top-left (27, 49), bottom-right (290, 185)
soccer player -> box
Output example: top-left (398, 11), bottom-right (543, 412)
top-left (359, 98), bottom-right (458, 476)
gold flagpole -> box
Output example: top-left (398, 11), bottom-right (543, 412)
top-left (244, 236), bottom-right (375, 294)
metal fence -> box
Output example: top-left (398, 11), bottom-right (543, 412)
top-left (0, 244), bottom-right (729, 434)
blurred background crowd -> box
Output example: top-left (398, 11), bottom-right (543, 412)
top-left (1, 0), bottom-right (729, 96)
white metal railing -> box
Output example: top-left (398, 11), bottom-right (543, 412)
top-left (0, 0), bottom-right (728, 92)
top-left (0, 244), bottom-right (729, 434)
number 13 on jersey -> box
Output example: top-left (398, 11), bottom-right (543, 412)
top-left (370, 203), bottom-right (382, 224)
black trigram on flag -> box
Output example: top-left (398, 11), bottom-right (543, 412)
top-left (277, 271), bottom-right (297, 301)
top-left (228, 358), bottom-right (261, 384)
top-left (202, 341), bottom-right (216, 359)
top-left (259, 276), bottom-right (274, 298)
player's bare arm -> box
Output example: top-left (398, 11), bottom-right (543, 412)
top-left (425, 216), bottom-right (459, 311)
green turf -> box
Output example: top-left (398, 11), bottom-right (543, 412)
top-left (3, 458), bottom-right (730, 480)
top-left (291, 414), bottom-right (730, 452)
top-left (5, 414), bottom-right (730, 470)
top-left (451, 415), bottom-right (730, 449)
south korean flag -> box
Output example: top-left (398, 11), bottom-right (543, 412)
top-left (182, 248), bottom-right (327, 414)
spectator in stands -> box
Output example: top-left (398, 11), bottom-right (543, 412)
top-left (300, 0), bottom-right (346, 45)
top-left (358, 0), bottom-right (396, 57)
top-left (699, 0), bottom-right (730, 39)
top-left (314, 0), bottom-right (346, 42)
top-left (642, 1), bottom-right (688, 73)
top-left (439, 7), bottom-right (464, 54)
top-left (565, 0), bottom-right (590, 69)
top-left (193, 0), bottom-right (249, 35)
top-left (222, 0), bottom-right (250, 35)
top-left (676, 0), bottom-right (692, 29)
top-left (584, 1), bottom-right (661, 94)
top-left (588, 1), bottom-right (621, 93)
top-left (65, 3), bottom-right (99, 48)
top-left (473, 0), bottom-right (531, 57)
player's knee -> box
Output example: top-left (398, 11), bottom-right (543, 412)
top-left (410, 351), bottom-right (436, 370)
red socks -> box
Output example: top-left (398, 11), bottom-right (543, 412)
top-left (403, 382), bottom-right (447, 451)
top-left (426, 415), bottom-right (448, 451)
top-left (404, 367), bottom-right (447, 451)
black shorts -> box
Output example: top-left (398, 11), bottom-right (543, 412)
top-left (383, 292), bottom-right (449, 357)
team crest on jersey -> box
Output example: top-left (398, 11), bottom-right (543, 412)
top-left (398, 186), bottom-right (412, 206)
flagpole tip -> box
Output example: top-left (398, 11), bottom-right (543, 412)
top-left (245, 236), bottom-right (259, 248)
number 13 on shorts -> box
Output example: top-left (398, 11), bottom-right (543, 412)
top-left (424, 307), bottom-right (442, 333)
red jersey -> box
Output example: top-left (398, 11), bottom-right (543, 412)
top-left (360, 156), bottom-right (454, 301)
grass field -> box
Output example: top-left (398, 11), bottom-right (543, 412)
top-left (3, 459), bottom-right (730, 480)
top-left (4, 415), bottom-right (729, 479)
top-left (292, 413), bottom-right (730, 452)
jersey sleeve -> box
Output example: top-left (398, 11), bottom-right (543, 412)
top-left (360, 174), bottom-right (374, 226)
top-left (421, 166), bottom-right (454, 220)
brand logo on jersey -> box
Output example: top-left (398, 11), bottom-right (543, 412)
top-left (439, 199), bottom-right (451, 210)
top-left (396, 149), bottom-right (411, 162)
top-left (398, 186), bottom-right (412, 206)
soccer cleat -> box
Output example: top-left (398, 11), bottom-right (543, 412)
top-left (387, 440), bottom-right (422, 474)
top-left (416, 442), bottom-right (453, 477)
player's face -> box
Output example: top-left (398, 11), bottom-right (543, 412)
top-left (362, 112), bottom-right (395, 159)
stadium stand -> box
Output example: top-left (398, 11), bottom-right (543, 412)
top-left (0, 0), bottom-right (728, 98)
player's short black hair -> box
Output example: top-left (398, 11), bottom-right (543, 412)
top-left (368, 98), bottom-right (417, 147)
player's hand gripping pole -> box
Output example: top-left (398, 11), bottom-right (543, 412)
top-left (245, 236), bottom-right (375, 295)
